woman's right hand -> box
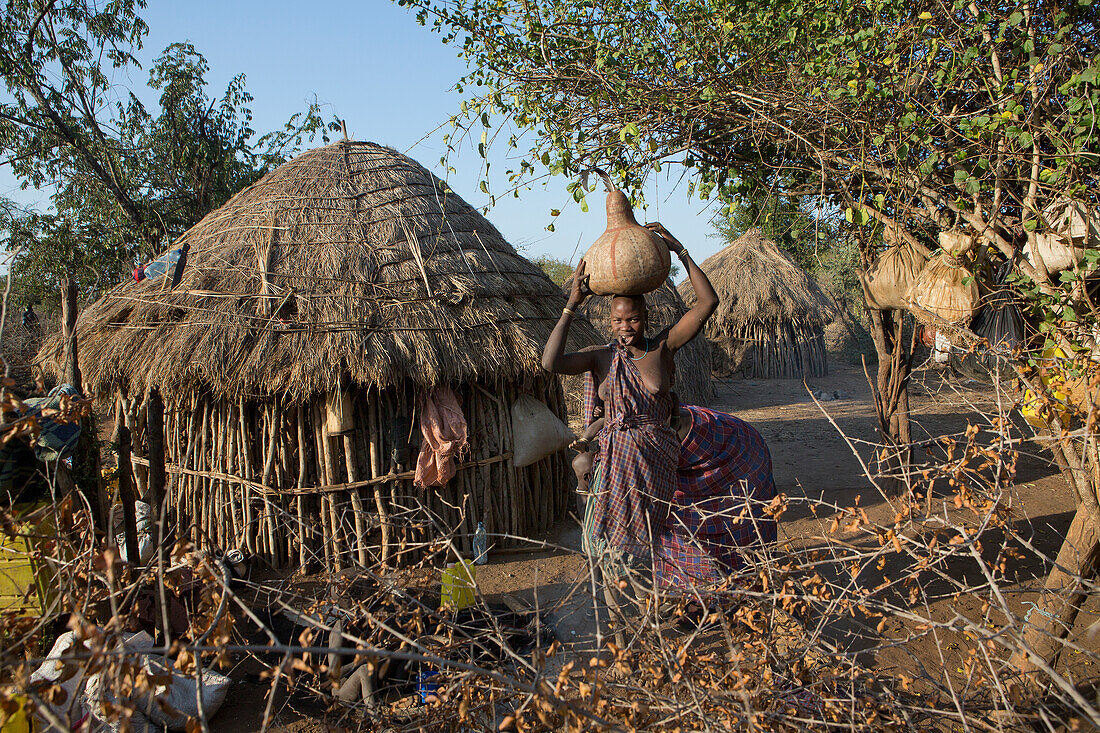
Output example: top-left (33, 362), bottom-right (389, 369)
top-left (568, 259), bottom-right (590, 309)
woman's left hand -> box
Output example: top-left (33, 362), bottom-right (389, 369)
top-left (646, 222), bottom-right (684, 254)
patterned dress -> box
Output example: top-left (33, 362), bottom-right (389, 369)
top-left (583, 371), bottom-right (778, 590)
top-left (656, 405), bottom-right (778, 588)
top-left (588, 345), bottom-right (680, 561)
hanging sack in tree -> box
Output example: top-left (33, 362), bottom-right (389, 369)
top-left (950, 261), bottom-right (1025, 381)
top-left (1024, 198), bottom-right (1098, 275)
top-left (938, 229), bottom-right (977, 258)
top-left (511, 395), bottom-right (575, 468)
top-left (904, 252), bottom-right (979, 326)
top-left (1024, 233), bottom-right (1089, 275)
top-left (858, 242), bottom-right (928, 310)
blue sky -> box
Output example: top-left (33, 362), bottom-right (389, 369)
top-left (2, 0), bottom-right (729, 265)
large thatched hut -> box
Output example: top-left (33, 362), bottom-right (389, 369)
top-left (560, 277), bottom-right (713, 422)
top-left (679, 229), bottom-right (833, 379)
top-left (46, 141), bottom-right (597, 569)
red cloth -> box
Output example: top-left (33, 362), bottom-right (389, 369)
top-left (656, 405), bottom-right (777, 588)
top-left (414, 386), bottom-right (468, 488)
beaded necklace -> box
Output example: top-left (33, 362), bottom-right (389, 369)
top-left (628, 337), bottom-right (650, 361)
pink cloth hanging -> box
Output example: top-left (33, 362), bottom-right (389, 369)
top-left (414, 386), bottom-right (468, 488)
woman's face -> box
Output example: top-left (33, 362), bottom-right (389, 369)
top-left (610, 297), bottom-right (647, 347)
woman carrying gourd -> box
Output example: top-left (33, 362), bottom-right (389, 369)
top-left (541, 223), bottom-right (718, 580)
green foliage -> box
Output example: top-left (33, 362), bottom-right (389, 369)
top-left (400, 0), bottom-right (1100, 359)
top-left (533, 254), bottom-right (575, 287)
top-left (2, 213), bottom-right (134, 307)
top-left (716, 195), bottom-right (837, 272)
top-left (0, 2), bottom-right (339, 295)
top-left (401, 3), bottom-right (1097, 241)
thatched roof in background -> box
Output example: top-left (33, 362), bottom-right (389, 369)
top-left (43, 141), bottom-right (599, 401)
top-left (678, 229), bottom-right (834, 328)
top-left (561, 277), bottom-right (713, 407)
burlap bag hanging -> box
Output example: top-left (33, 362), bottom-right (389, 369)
top-left (858, 243), bottom-right (929, 310)
top-left (1025, 232), bottom-right (1089, 275)
top-left (511, 395), bottom-right (575, 468)
top-left (904, 252), bottom-right (979, 326)
top-left (938, 229), bottom-right (976, 257)
top-left (1024, 198), bottom-right (1098, 275)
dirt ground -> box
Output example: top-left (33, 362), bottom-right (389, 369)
top-left (213, 358), bottom-right (1086, 730)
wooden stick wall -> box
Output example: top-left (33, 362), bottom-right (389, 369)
top-left (735, 320), bottom-right (828, 380)
top-left (148, 376), bottom-right (571, 570)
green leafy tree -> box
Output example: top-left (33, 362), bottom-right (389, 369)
top-left (401, 0), bottom-right (1100, 672)
top-left (532, 254), bottom-right (575, 287)
top-left (0, 2), bottom-right (337, 293)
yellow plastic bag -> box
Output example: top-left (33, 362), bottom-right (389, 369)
top-left (1020, 346), bottom-right (1076, 428)
top-left (440, 559), bottom-right (477, 610)
top-left (0, 694), bottom-right (32, 733)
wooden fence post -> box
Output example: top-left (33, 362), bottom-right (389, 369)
top-left (115, 418), bottom-right (140, 564)
top-left (147, 389), bottom-right (166, 565)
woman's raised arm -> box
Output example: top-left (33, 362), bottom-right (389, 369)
top-left (646, 223), bottom-right (718, 351)
top-left (542, 260), bottom-right (602, 375)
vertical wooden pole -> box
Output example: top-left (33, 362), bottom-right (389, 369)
top-left (313, 403), bottom-right (338, 571)
top-left (342, 428), bottom-right (369, 568)
top-left (61, 278), bottom-right (106, 528)
top-left (296, 403), bottom-right (310, 569)
top-left (239, 400), bottom-right (255, 554)
top-left (368, 391), bottom-right (391, 568)
top-left (114, 408), bottom-right (140, 564)
top-left (147, 390), bottom-right (166, 562)
top-left (61, 278), bottom-right (80, 388)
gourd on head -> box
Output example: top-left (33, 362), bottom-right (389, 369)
top-left (583, 183), bottom-right (671, 296)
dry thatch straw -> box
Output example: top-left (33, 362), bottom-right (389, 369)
top-left (39, 141), bottom-right (597, 567)
top-left (679, 228), bottom-right (834, 379)
top-left (42, 141), bottom-right (597, 399)
top-left (560, 277), bottom-right (713, 424)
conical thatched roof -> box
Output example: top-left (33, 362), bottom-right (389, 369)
top-left (679, 229), bottom-right (834, 378)
top-left (561, 277), bottom-right (713, 408)
top-left (46, 141), bottom-right (598, 400)
top-left (679, 229), bottom-right (834, 327)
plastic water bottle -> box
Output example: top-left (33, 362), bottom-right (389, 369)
top-left (473, 522), bottom-right (488, 565)
top-left (142, 248), bottom-right (182, 281)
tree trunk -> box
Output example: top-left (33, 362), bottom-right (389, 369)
top-left (866, 308), bottom-right (914, 489)
top-left (1011, 505), bottom-right (1100, 675)
top-left (60, 278), bottom-right (80, 388)
top-left (1012, 431), bottom-right (1100, 675)
top-left (61, 278), bottom-right (105, 528)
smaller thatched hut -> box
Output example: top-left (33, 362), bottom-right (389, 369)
top-left (561, 278), bottom-right (713, 423)
top-left (679, 229), bottom-right (833, 379)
